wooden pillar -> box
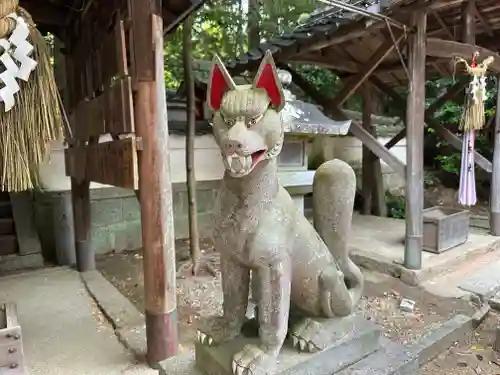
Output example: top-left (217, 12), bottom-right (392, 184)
top-left (461, 0), bottom-right (476, 44)
top-left (130, 0), bottom-right (178, 364)
top-left (71, 178), bottom-right (94, 271)
top-left (362, 85), bottom-right (386, 216)
top-left (64, 37), bottom-right (95, 272)
top-left (490, 77), bottom-right (500, 235)
top-left (404, 11), bottom-right (427, 270)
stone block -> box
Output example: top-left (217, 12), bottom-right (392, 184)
top-left (91, 226), bottom-right (115, 254)
top-left (91, 199), bottom-right (123, 227)
top-left (0, 253), bottom-right (43, 273)
top-left (459, 259), bottom-right (500, 298)
top-left (121, 197), bottom-right (141, 222)
top-left (489, 292), bottom-right (500, 312)
top-left (406, 314), bottom-right (472, 366)
top-left (196, 189), bottom-right (217, 214)
top-left (336, 339), bottom-right (417, 375)
top-left (195, 315), bottom-right (380, 375)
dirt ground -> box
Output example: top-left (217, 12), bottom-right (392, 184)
top-left (97, 239), bottom-right (477, 349)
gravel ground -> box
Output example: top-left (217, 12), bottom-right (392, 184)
top-left (96, 239), bottom-right (476, 350)
top-left (421, 311), bottom-right (500, 375)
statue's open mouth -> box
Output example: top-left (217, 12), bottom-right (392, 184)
top-left (223, 149), bottom-right (267, 177)
top-left (251, 149), bottom-right (266, 167)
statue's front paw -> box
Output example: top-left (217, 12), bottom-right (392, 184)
top-left (196, 316), bottom-right (240, 346)
top-left (290, 318), bottom-right (326, 353)
top-left (232, 344), bottom-right (277, 375)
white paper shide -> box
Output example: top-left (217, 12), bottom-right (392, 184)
top-left (0, 13), bottom-right (37, 112)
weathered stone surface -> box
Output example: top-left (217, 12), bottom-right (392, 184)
top-left (459, 259), bottom-right (500, 298)
top-left (489, 291), bottom-right (500, 311)
top-left (195, 315), bottom-right (380, 375)
top-left (336, 339), bottom-right (417, 375)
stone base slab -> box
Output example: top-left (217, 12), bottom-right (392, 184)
top-left (195, 315), bottom-right (380, 375)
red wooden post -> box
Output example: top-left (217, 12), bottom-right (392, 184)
top-left (130, 0), bottom-right (178, 364)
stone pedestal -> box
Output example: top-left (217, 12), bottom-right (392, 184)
top-left (195, 315), bottom-right (380, 375)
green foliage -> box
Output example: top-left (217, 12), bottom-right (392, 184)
top-left (386, 192), bottom-right (405, 219)
top-left (164, 0), bottom-right (329, 90)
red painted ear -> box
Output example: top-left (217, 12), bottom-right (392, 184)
top-left (207, 55), bottom-right (236, 112)
top-left (253, 50), bottom-right (285, 112)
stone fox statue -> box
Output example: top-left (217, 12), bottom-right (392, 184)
top-left (196, 50), bottom-right (364, 375)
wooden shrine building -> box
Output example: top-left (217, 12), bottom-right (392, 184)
top-left (227, 0), bottom-right (500, 270)
top-left (19, 0), bottom-right (204, 367)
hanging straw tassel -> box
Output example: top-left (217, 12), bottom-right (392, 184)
top-left (0, 6), bottom-right (70, 192)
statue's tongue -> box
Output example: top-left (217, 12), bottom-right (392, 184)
top-left (251, 150), bottom-right (265, 166)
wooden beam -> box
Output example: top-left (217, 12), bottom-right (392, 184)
top-left (22, 2), bottom-right (70, 27)
top-left (426, 38), bottom-right (500, 73)
top-left (490, 76), bottom-right (500, 235)
top-left (65, 138), bottom-right (139, 189)
top-left (404, 10), bottom-right (426, 270)
top-left (131, 0), bottom-right (178, 364)
top-left (332, 35), bottom-right (405, 107)
top-left (284, 65), bottom-right (406, 177)
top-left (361, 85), bottom-right (386, 217)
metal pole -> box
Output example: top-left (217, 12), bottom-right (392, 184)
top-left (404, 11), bottom-right (426, 270)
top-left (490, 76), bottom-right (500, 235)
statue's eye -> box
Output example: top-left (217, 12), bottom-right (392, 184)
top-left (225, 118), bottom-right (236, 126)
top-left (247, 115), bottom-right (262, 127)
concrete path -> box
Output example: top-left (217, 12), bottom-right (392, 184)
top-left (0, 267), bottom-right (155, 375)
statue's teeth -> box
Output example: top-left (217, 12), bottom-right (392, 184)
top-left (308, 342), bottom-right (315, 352)
top-left (200, 332), bottom-right (207, 343)
top-left (208, 337), bottom-right (213, 345)
top-left (299, 340), bottom-right (306, 351)
top-left (292, 336), bottom-right (298, 347)
top-left (232, 360), bottom-right (237, 374)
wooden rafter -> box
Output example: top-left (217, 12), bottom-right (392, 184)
top-left (331, 34), bottom-right (405, 107)
top-left (431, 11), bottom-right (455, 39)
top-left (473, 2), bottom-right (494, 37)
top-left (289, 19), bottom-right (389, 58)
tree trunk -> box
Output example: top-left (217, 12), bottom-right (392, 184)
top-left (248, 0), bottom-right (260, 49)
top-left (182, 16), bottom-right (201, 274)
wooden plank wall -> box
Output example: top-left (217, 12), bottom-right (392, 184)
top-left (65, 1), bottom-right (138, 190)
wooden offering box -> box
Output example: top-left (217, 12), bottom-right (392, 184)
top-left (423, 206), bottom-right (470, 254)
top-left (0, 303), bottom-right (25, 374)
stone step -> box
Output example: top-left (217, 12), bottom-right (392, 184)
top-left (0, 201), bottom-right (12, 219)
top-left (195, 315), bottom-right (380, 375)
top-left (0, 235), bottom-right (17, 256)
top-left (458, 258), bottom-right (500, 298)
top-left (336, 339), bottom-right (417, 375)
top-left (0, 218), bottom-right (15, 235)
